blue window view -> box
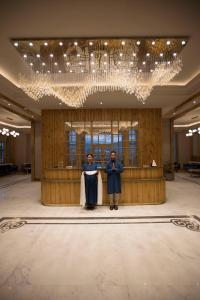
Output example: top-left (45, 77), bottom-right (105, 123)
top-left (0, 142), bottom-right (4, 163)
top-left (67, 121), bottom-right (137, 167)
top-left (68, 130), bottom-right (76, 165)
top-left (129, 129), bottom-right (137, 165)
top-left (85, 134), bottom-right (91, 154)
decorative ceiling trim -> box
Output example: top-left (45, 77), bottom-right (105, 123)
top-left (0, 92), bottom-right (40, 120)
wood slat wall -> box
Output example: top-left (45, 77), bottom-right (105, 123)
top-left (41, 108), bottom-right (162, 176)
top-left (42, 167), bottom-right (165, 205)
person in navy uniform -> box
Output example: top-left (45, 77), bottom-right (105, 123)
top-left (105, 150), bottom-right (123, 210)
top-left (82, 153), bottom-right (98, 209)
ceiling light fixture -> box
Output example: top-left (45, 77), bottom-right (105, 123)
top-left (15, 37), bottom-right (186, 107)
top-left (0, 128), bottom-right (20, 137)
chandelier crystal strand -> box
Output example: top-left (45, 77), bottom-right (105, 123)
top-left (16, 38), bottom-right (186, 107)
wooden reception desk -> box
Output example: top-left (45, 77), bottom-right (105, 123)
top-left (41, 167), bottom-right (165, 206)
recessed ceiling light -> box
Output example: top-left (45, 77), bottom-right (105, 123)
top-left (130, 62), bottom-right (133, 65)
top-left (104, 62), bottom-right (107, 65)
top-left (146, 53), bottom-right (150, 57)
top-left (155, 61), bottom-right (158, 65)
top-left (92, 70), bottom-right (95, 73)
top-left (23, 54), bottom-right (27, 58)
top-left (173, 52), bottom-right (177, 57)
top-left (133, 53), bottom-right (136, 57)
top-left (66, 62), bottom-right (70, 66)
top-left (47, 70), bottom-right (50, 73)
top-left (74, 42), bottom-right (78, 46)
top-left (70, 70), bottom-right (73, 72)
top-left (167, 61), bottom-right (171, 64)
top-left (150, 69), bottom-right (153, 72)
top-left (118, 61), bottom-right (121, 65)
top-left (166, 40), bottom-right (171, 45)
top-left (104, 53), bottom-right (107, 57)
top-left (36, 54), bottom-right (40, 58)
top-left (121, 41), bottom-right (125, 45)
top-left (136, 41), bottom-right (140, 45)
top-left (42, 62), bottom-right (45, 66)
top-left (79, 62), bottom-right (82, 65)
top-left (44, 42), bottom-right (48, 46)
top-left (50, 53), bottom-right (54, 58)
top-left (29, 42), bottom-right (33, 46)
top-left (14, 42), bottom-right (18, 47)
top-left (152, 41), bottom-right (155, 45)
top-left (100, 101), bottom-right (103, 105)
top-left (63, 54), bottom-right (67, 57)
top-left (90, 53), bottom-right (94, 57)
top-left (59, 42), bottom-right (63, 46)
top-left (142, 61), bottom-right (146, 65)
top-left (30, 63), bottom-right (33, 66)
top-left (91, 61), bottom-right (94, 65)
top-left (120, 53), bottom-right (123, 57)
top-left (58, 70), bottom-right (62, 73)
top-left (77, 54), bottom-right (80, 57)
top-left (54, 62), bottom-right (58, 66)
top-left (104, 42), bottom-right (108, 46)
top-left (181, 40), bottom-right (186, 45)
top-left (139, 69), bottom-right (142, 72)
top-left (160, 53), bottom-right (163, 57)
top-left (89, 42), bottom-right (93, 46)
top-left (81, 69), bottom-right (84, 73)
top-left (36, 70), bottom-right (39, 74)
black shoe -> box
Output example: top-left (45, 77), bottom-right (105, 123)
top-left (110, 205), bottom-right (114, 210)
top-left (114, 205), bottom-right (118, 210)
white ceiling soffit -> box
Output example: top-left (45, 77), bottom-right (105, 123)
top-left (0, 0), bottom-right (199, 113)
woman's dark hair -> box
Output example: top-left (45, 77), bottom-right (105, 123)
top-left (110, 150), bottom-right (116, 154)
top-left (87, 153), bottom-right (94, 158)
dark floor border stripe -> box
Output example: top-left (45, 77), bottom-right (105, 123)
top-left (0, 215), bottom-right (193, 221)
top-left (25, 221), bottom-right (171, 225)
top-left (1, 215), bottom-right (200, 232)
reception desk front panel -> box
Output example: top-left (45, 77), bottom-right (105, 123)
top-left (41, 167), bottom-right (165, 205)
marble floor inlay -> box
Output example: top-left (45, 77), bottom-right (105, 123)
top-left (1, 215), bottom-right (200, 233)
top-left (0, 175), bottom-right (200, 300)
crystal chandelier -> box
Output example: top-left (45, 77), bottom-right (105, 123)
top-left (186, 127), bottom-right (200, 136)
top-left (0, 128), bottom-right (20, 137)
top-left (12, 38), bottom-right (187, 107)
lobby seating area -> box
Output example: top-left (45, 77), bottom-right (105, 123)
top-left (183, 161), bottom-right (200, 177)
top-left (0, 163), bottom-right (18, 176)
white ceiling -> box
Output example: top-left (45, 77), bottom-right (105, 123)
top-left (174, 107), bottom-right (200, 125)
top-left (0, 0), bottom-right (199, 118)
top-left (0, 107), bottom-right (30, 126)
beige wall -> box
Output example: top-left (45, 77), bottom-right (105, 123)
top-left (162, 119), bottom-right (171, 165)
top-left (14, 133), bottom-right (31, 167)
top-left (34, 121), bottom-right (41, 179)
top-left (174, 131), bottom-right (200, 167)
top-left (192, 133), bottom-right (200, 159)
top-left (176, 132), bottom-right (191, 167)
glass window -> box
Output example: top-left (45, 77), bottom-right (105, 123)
top-left (0, 142), bottom-right (5, 164)
top-left (65, 121), bottom-right (138, 168)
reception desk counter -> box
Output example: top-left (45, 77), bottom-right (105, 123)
top-left (41, 167), bottom-right (165, 206)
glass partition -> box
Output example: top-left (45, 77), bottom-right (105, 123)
top-left (65, 121), bottom-right (138, 168)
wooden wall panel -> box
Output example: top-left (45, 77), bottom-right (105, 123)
top-left (41, 108), bottom-right (164, 206)
top-left (41, 168), bottom-right (165, 205)
top-left (41, 108), bottom-right (162, 175)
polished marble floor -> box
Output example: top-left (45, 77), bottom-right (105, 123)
top-left (0, 174), bottom-right (200, 300)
